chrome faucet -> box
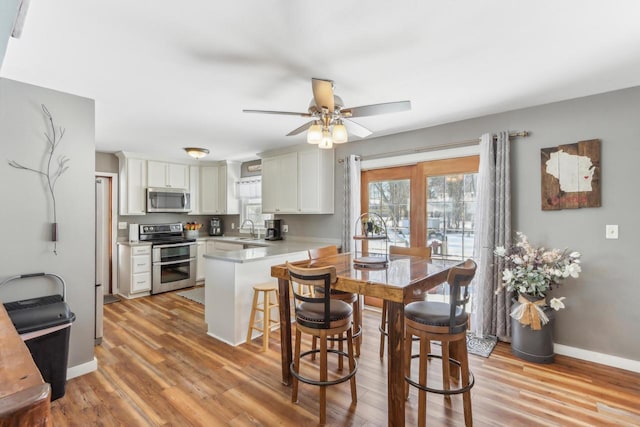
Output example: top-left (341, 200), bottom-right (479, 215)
top-left (240, 219), bottom-right (255, 239)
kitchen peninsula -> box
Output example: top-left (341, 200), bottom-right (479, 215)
top-left (203, 237), bottom-right (338, 346)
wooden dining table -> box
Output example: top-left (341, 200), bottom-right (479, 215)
top-left (271, 252), bottom-right (460, 427)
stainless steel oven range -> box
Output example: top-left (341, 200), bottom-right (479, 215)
top-left (138, 223), bottom-right (196, 294)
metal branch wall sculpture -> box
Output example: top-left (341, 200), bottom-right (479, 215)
top-left (8, 104), bottom-right (69, 255)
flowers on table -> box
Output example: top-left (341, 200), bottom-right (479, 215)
top-left (494, 232), bottom-right (581, 329)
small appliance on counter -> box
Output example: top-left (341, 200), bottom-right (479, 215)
top-left (128, 223), bottom-right (139, 242)
top-left (265, 219), bottom-right (283, 241)
top-left (209, 217), bottom-right (223, 236)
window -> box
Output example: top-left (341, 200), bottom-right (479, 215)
top-left (427, 173), bottom-right (477, 259)
top-left (237, 177), bottom-right (272, 235)
top-left (240, 198), bottom-right (272, 233)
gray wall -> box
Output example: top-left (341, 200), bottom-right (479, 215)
top-left (96, 151), bottom-right (118, 173)
top-left (288, 86), bottom-right (640, 361)
top-left (0, 78), bottom-right (96, 369)
top-left (0, 0), bottom-right (18, 69)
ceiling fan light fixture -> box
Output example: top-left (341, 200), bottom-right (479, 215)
top-left (184, 147), bottom-right (210, 159)
top-left (332, 121), bottom-right (348, 144)
top-left (319, 130), bottom-right (333, 149)
top-left (307, 122), bottom-right (323, 144)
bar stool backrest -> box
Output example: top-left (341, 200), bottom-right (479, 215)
top-left (389, 245), bottom-right (432, 259)
top-left (286, 262), bottom-right (337, 329)
top-left (445, 259), bottom-right (477, 332)
top-left (308, 245), bottom-right (339, 260)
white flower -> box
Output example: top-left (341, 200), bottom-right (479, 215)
top-left (494, 246), bottom-right (506, 257)
top-left (550, 297), bottom-right (566, 311)
top-left (570, 251), bottom-right (581, 259)
top-left (512, 256), bottom-right (523, 265)
top-left (502, 269), bottom-right (514, 283)
top-left (566, 263), bottom-right (582, 278)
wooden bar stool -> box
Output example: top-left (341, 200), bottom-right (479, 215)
top-left (246, 283), bottom-right (279, 352)
top-left (287, 262), bottom-right (357, 425)
top-left (404, 259), bottom-right (477, 427)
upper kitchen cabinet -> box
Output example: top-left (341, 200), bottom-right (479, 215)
top-left (200, 161), bottom-right (241, 215)
top-left (116, 153), bottom-right (147, 216)
top-left (261, 152), bottom-right (298, 213)
top-left (147, 161), bottom-right (189, 189)
top-left (261, 148), bottom-right (334, 214)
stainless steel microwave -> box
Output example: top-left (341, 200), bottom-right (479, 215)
top-left (146, 188), bottom-right (191, 213)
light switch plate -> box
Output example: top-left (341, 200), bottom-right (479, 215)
top-left (118, 222), bottom-right (128, 230)
top-left (606, 224), bottom-right (618, 239)
top-left (282, 225), bottom-right (289, 233)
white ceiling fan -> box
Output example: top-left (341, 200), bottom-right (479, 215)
top-left (243, 78), bottom-right (411, 149)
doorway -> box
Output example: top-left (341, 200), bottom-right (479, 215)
top-left (95, 173), bottom-right (118, 344)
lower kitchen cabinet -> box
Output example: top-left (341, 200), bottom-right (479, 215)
top-left (118, 243), bottom-right (152, 298)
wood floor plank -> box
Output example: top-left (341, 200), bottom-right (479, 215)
top-left (49, 290), bottom-right (640, 426)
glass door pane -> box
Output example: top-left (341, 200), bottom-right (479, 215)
top-left (367, 179), bottom-right (410, 252)
top-left (426, 173), bottom-right (477, 260)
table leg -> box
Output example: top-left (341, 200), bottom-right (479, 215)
top-left (277, 277), bottom-right (292, 385)
top-left (387, 301), bottom-right (406, 427)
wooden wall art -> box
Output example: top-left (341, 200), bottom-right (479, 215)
top-left (540, 139), bottom-right (601, 210)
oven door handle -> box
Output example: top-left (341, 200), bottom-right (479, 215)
top-left (154, 258), bottom-right (194, 267)
top-left (153, 243), bottom-right (196, 250)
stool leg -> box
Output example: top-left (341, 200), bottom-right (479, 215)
top-left (442, 340), bottom-right (451, 400)
top-left (338, 332), bottom-right (344, 371)
top-left (292, 328), bottom-right (302, 403)
top-left (263, 291), bottom-right (270, 352)
top-left (311, 336), bottom-right (318, 361)
top-left (458, 338), bottom-right (473, 427)
top-left (379, 300), bottom-right (387, 359)
top-left (418, 335), bottom-right (428, 427)
top-left (404, 327), bottom-right (412, 400)
top-left (347, 327), bottom-right (357, 403)
top-left (320, 330), bottom-right (328, 425)
top-left (246, 289), bottom-right (259, 345)
top-left (354, 296), bottom-right (362, 357)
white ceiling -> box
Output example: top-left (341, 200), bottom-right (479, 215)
top-left (3, 1), bottom-right (640, 161)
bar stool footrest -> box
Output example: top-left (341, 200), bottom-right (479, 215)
top-left (290, 348), bottom-right (358, 387)
top-left (405, 353), bottom-right (475, 396)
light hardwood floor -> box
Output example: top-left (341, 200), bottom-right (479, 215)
top-left (51, 290), bottom-right (640, 426)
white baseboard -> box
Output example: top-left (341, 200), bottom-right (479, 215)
top-left (66, 357), bottom-right (98, 380)
top-left (554, 344), bottom-right (640, 373)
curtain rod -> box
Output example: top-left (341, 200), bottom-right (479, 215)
top-left (338, 130), bottom-right (529, 163)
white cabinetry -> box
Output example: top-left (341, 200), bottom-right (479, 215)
top-left (148, 161), bottom-right (189, 189)
top-left (196, 240), bottom-right (206, 282)
top-left (261, 149), bottom-right (334, 214)
top-left (118, 244), bottom-right (152, 298)
top-left (200, 162), bottom-right (240, 215)
top-left (116, 154), bottom-right (147, 215)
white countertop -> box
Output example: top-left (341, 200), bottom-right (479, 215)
top-left (203, 237), bottom-right (339, 263)
top-left (116, 240), bottom-right (152, 247)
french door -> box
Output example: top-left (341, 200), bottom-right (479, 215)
top-left (361, 156), bottom-right (479, 306)
top-left (361, 156), bottom-right (478, 254)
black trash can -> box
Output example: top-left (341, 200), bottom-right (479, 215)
top-left (1, 273), bottom-right (76, 401)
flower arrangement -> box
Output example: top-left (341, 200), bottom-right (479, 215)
top-left (494, 232), bottom-right (581, 329)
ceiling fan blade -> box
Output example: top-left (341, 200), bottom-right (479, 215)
top-left (342, 100), bottom-right (411, 118)
top-left (286, 121), bottom-right (315, 136)
top-left (243, 109), bottom-right (311, 117)
top-left (344, 119), bottom-right (373, 138)
top-left (311, 78), bottom-right (335, 112)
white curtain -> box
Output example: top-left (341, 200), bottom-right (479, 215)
top-left (472, 131), bottom-right (512, 340)
top-left (342, 155), bottom-right (361, 253)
